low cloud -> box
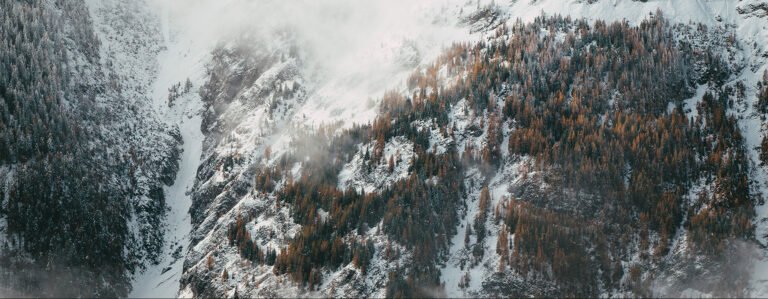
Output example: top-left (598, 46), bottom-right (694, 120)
top-left (147, 0), bottom-right (475, 126)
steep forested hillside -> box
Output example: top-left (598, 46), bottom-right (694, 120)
top-left (3, 0), bottom-right (768, 298)
top-left (179, 13), bottom-right (758, 298)
top-left (0, 0), bottom-right (178, 296)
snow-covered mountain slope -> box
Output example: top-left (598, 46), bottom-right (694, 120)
top-left (6, 0), bottom-right (768, 297)
top-left (127, 2), bottom-right (209, 297)
top-left (84, 0), bottom-right (182, 270)
top-left (495, 1), bottom-right (768, 297)
top-left (162, 0), bottom-right (768, 298)
top-left (1, 0), bottom-right (180, 296)
top-left (85, 0), bottom-right (768, 296)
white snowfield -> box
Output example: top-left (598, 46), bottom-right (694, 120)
top-left (86, 0), bottom-right (768, 297)
top-left (128, 6), bottom-right (210, 299)
top-left (128, 30), bottom-right (207, 299)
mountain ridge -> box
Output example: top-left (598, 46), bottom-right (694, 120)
top-left (3, 0), bottom-right (768, 297)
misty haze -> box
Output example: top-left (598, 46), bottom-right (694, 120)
top-left (2, 0), bottom-right (768, 298)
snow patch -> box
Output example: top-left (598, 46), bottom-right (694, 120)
top-left (338, 136), bottom-right (415, 193)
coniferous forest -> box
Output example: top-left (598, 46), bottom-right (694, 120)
top-left (0, 1), bottom-right (179, 296)
top-left (216, 14), bottom-right (755, 297)
top-left (3, 1), bottom-right (768, 298)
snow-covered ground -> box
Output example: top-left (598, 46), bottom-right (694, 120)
top-left (338, 137), bottom-right (415, 193)
top-left (130, 111), bottom-right (201, 298)
top-left (129, 3), bottom-right (209, 298)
